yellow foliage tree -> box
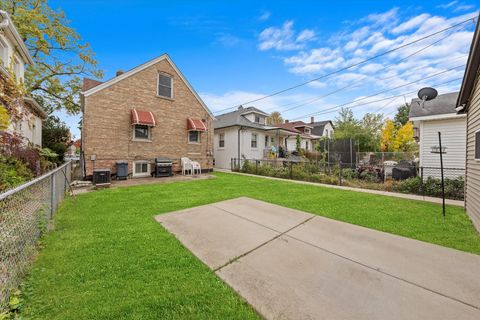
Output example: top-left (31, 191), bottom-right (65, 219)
top-left (380, 120), bottom-right (396, 152)
top-left (394, 122), bottom-right (415, 151)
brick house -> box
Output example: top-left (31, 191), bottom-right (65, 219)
top-left (81, 54), bottom-right (214, 178)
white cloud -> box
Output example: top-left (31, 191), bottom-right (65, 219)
top-left (258, 20), bottom-right (316, 51)
top-left (215, 33), bottom-right (241, 47)
top-left (437, 1), bottom-right (458, 9)
top-left (392, 14), bottom-right (430, 34)
top-left (259, 11), bottom-right (271, 21)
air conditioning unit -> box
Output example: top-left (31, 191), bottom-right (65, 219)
top-left (93, 169), bottom-right (111, 187)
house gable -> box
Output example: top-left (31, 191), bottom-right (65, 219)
top-left (82, 54), bottom-right (214, 118)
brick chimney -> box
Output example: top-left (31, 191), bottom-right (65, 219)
top-left (116, 70), bottom-right (124, 77)
top-left (310, 116), bottom-right (315, 124)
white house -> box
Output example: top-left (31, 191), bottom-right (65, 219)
top-left (214, 106), bottom-right (313, 169)
top-left (310, 118), bottom-right (335, 138)
top-left (0, 10), bottom-right (46, 147)
top-left (276, 120), bottom-right (321, 152)
top-left (409, 92), bottom-right (465, 177)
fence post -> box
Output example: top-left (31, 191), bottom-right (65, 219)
top-left (50, 173), bottom-right (55, 218)
top-left (339, 162), bottom-right (342, 186)
top-left (289, 161), bottom-right (293, 179)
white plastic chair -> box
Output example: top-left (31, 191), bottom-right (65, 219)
top-left (191, 161), bottom-right (201, 175)
top-left (181, 157), bottom-right (193, 175)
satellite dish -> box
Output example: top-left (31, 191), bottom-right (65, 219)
top-left (418, 87), bottom-right (438, 101)
top-left (418, 87), bottom-right (438, 108)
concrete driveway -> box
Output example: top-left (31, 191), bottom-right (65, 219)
top-left (155, 197), bottom-right (480, 320)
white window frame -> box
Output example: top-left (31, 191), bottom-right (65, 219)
top-left (188, 130), bottom-right (201, 144)
top-left (133, 161), bottom-right (150, 177)
top-left (133, 124), bottom-right (151, 141)
top-left (251, 133), bottom-right (257, 149)
top-left (475, 129), bottom-right (480, 161)
top-left (219, 133), bottom-right (225, 148)
top-left (157, 72), bottom-right (173, 99)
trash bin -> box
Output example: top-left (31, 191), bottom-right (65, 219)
top-left (116, 161), bottom-right (128, 180)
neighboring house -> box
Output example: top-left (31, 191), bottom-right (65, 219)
top-left (81, 54), bottom-right (214, 178)
top-left (213, 106), bottom-right (301, 169)
top-left (0, 10), bottom-right (46, 147)
top-left (276, 120), bottom-right (320, 152)
top-left (409, 92), bottom-right (466, 176)
top-left (309, 118), bottom-right (335, 138)
top-left (456, 17), bottom-right (480, 232)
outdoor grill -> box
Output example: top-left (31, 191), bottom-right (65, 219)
top-left (154, 157), bottom-right (173, 177)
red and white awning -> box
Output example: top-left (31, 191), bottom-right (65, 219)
top-left (131, 109), bottom-right (156, 126)
top-left (187, 118), bottom-right (207, 131)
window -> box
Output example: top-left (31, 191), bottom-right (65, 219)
top-left (158, 73), bottom-right (173, 98)
top-left (251, 133), bottom-right (257, 148)
top-left (134, 124), bottom-right (150, 140)
top-left (305, 141), bottom-right (309, 150)
top-left (134, 161), bottom-right (150, 176)
top-left (305, 128), bottom-right (311, 134)
top-left (475, 130), bottom-right (480, 160)
top-left (189, 131), bottom-right (200, 143)
top-left (255, 115), bottom-right (260, 123)
top-left (265, 135), bottom-right (268, 147)
top-left (219, 133), bottom-right (225, 148)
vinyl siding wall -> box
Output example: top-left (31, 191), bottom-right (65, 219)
top-left (466, 77), bottom-right (480, 232)
top-left (419, 117), bottom-right (466, 174)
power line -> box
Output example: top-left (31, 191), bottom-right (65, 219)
top-left (266, 26), bottom-right (468, 115)
top-left (213, 16), bottom-right (476, 114)
top-left (290, 70), bottom-right (464, 120)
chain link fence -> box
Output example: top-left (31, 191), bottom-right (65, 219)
top-left (0, 161), bottom-right (73, 310)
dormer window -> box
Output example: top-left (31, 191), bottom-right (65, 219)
top-left (305, 128), bottom-right (311, 134)
top-left (255, 115), bottom-right (260, 123)
top-left (158, 73), bottom-right (173, 98)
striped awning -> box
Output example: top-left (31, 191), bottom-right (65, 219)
top-left (187, 118), bottom-right (207, 131)
top-left (131, 109), bottom-right (156, 126)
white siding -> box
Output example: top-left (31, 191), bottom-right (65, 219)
top-left (419, 117), bottom-right (466, 174)
top-left (285, 136), bottom-right (315, 152)
top-left (323, 122), bottom-right (334, 137)
top-left (213, 127), bottom-right (274, 169)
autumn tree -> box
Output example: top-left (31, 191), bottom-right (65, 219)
top-left (266, 111), bottom-right (284, 125)
top-left (380, 120), bottom-right (396, 152)
top-left (0, 105), bottom-right (9, 130)
top-left (381, 120), bottom-right (416, 152)
top-left (0, 0), bottom-right (103, 114)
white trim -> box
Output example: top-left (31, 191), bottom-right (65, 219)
top-left (410, 113), bottom-right (466, 122)
top-left (0, 10), bottom-right (33, 64)
top-left (81, 54), bottom-right (215, 119)
top-left (241, 110), bottom-right (270, 117)
top-left (133, 161), bottom-right (150, 177)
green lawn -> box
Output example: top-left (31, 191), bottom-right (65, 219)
top-left (20, 172), bottom-right (480, 319)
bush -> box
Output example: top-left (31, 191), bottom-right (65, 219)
top-left (0, 156), bottom-right (34, 192)
top-left (393, 176), bottom-right (464, 200)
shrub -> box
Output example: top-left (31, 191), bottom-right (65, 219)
top-left (393, 176), bottom-right (464, 200)
top-left (0, 156), bottom-right (34, 192)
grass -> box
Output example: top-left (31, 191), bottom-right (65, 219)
top-left (20, 172), bottom-right (480, 319)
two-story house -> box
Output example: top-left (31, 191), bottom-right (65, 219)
top-left (309, 118), bottom-right (335, 138)
top-left (81, 54), bottom-right (214, 178)
top-left (0, 10), bottom-right (46, 147)
top-left (277, 120), bottom-right (321, 152)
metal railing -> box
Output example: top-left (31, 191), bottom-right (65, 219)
top-left (0, 161), bottom-right (73, 310)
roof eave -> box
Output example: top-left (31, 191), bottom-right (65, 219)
top-left (0, 11), bottom-right (34, 65)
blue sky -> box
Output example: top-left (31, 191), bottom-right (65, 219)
top-left (51, 0), bottom-right (478, 138)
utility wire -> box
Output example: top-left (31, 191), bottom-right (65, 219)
top-left (289, 68), bottom-right (464, 120)
top-left (264, 25), bottom-right (468, 114)
top-left (213, 16), bottom-right (476, 114)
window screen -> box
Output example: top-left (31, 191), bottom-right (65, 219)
top-left (158, 74), bottom-right (172, 98)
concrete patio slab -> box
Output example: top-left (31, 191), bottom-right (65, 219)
top-left (155, 197), bottom-right (480, 319)
top-left (217, 235), bottom-right (480, 320)
top-left (155, 204), bottom-right (279, 269)
top-left (287, 215), bottom-right (480, 309)
top-left (211, 197), bottom-right (313, 232)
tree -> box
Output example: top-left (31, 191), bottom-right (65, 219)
top-left (380, 120), bottom-right (396, 152)
top-left (394, 103), bottom-right (410, 126)
top-left (295, 134), bottom-right (301, 152)
top-left (1, 0), bottom-right (103, 114)
top-left (361, 113), bottom-right (384, 151)
top-left (394, 122), bottom-right (415, 152)
top-left (42, 115), bottom-right (71, 163)
top-left (0, 105), bottom-right (10, 130)
top-left (266, 111), bottom-right (284, 125)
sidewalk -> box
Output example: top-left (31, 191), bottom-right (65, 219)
top-left (214, 169), bottom-right (464, 207)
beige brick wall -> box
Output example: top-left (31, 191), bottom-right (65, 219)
top-left (82, 58), bottom-right (214, 177)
